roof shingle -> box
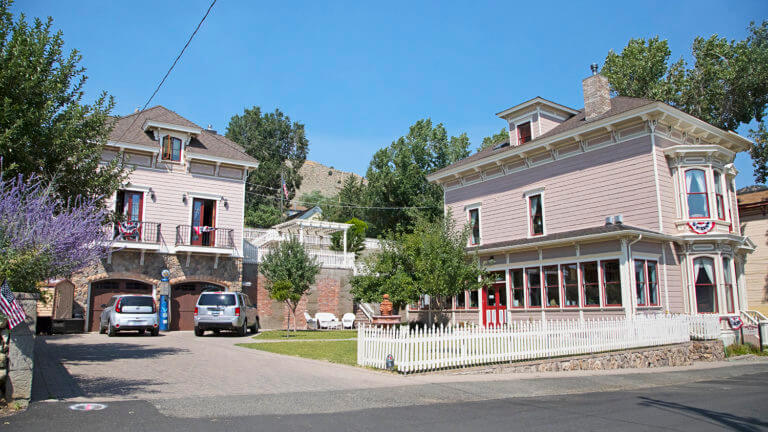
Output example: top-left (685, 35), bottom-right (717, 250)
top-left (109, 106), bottom-right (258, 165)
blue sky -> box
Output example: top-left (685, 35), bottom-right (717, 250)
top-left (13, 1), bottom-right (768, 187)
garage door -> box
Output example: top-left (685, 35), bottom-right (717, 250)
top-left (171, 283), bottom-right (224, 331)
top-left (89, 280), bottom-right (153, 331)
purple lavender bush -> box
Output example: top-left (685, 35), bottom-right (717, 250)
top-left (0, 175), bottom-right (111, 293)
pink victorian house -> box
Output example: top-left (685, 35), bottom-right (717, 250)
top-left (422, 67), bottom-right (755, 328)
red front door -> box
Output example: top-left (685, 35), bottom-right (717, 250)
top-left (483, 272), bottom-right (507, 327)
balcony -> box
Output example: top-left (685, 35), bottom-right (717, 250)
top-left (108, 221), bottom-right (162, 249)
top-left (175, 225), bottom-right (234, 252)
top-left (256, 247), bottom-right (355, 269)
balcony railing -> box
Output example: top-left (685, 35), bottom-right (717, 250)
top-left (176, 225), bottom-right (234, 249)
top-left (109, 221), bottom-right (162, 244)
top-left (257, 247), bottom-right (355, 269)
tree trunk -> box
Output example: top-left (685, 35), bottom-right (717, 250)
top-left (285, 300), bottom-right (291, 337)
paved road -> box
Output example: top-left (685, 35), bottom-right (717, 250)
top-left (11, 331), bottom-right (768, 431)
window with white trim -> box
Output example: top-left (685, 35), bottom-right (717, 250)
top-left (517, 122), bottom-right (532, 145)
top-left (510, 269), bottom-right (524, 308)
top-left (562, 263), bottom-right (579, 307)
top-left (526, 267), bottom-right (542, 308)
top-left (685, 169), bottom-right (709, 218)
top-left (722, 256), bottom-right (735, 314)
top-left (634, 259), bottom-right (659, 307)
top-left (543, 265), bottom-right (560, 308)
top-left (468, 207), bottom-right (480, 245)
top-left (528, 194), bottom-right (544, 236)
top-left (602, 260), bottom-right (622, 306)
top-left (581, 261), bottom-right (600, 307)
top-left (693, 256), bottom-right (717, 313)
top-left (162, 135), bottom-right (182, 162)
top-left (714, 170), bottom-right (725, 220)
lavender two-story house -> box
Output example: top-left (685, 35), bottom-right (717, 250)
top-left (70, 106), bottom-right (259, 332)
top-left (423, 68), bottom-right (755, 327)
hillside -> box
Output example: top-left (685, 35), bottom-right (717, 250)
top-left (294, 161), bottom-right (363, 204)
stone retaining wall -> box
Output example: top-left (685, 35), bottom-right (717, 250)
top-left (444, 340), bottom-right (725, 375)
top-left (3, 292), bottom-right (38, 408)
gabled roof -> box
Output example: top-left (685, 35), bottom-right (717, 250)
top-left (108, 106), bottom-right (258, 166)
top-left (495, 96), bottom-right (580, 119)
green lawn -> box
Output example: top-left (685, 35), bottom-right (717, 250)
top-left (238, 340), bottom-right (357, 366)
top-left (252, 329), bottom-right (357, 340)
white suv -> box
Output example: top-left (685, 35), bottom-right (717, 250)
top-left (194, 292), bottom-right (259, 336)
top-left (99, 295), bottom-right (159, 336)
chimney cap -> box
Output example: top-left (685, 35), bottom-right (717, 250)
top-left (590, 63), bottom-right (599, 75)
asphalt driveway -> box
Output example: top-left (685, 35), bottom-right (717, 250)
top-left (32, 331), bottom-right (407, 401)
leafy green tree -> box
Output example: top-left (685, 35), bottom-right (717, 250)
top-left (244, 203), bottom-right (282, 228)
top-left (602, 21), bottom-right (768, 181)
top-left (259, 238), bottom-right (320, 332)
top-left (750, 122), bottom-right (768, 183)
top-left (322, 176), bottom-right (368, 223)
top-left (298, 190), bottom-right (328, 209)
top-left (226, 107), bottom-right (309, 221)
top-left (479, 127), bottom-right (509, 151)
top-left (330, 218), bottom-right (368, 256)
top-left (351, 214), bottom-right (488, 324)
top-left (0, 0), bottom-right (126, 202)
top-left (268, 280), bottom-right (301, 336)
top-left (364, 119), bottom-right (470, 236)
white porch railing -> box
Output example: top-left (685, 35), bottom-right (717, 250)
top-left (256, 247), bottom-right (355, 269)
top-left (358, 315), bottom-right (716, 373)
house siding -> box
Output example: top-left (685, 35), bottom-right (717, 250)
top-left (122, 164), bottom-right (245, 253)
top-left (740, 210), bottom-right (768, 315)
top-left (446, 135), bottom-right (659, 246)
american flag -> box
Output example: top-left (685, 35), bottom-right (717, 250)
top-left (0, 280), bottom-right (26, 329)
top-left (282, 180), bottom-right (289, 199)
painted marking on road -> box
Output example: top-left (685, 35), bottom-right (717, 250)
top-left (69, 403), bottom-right (107, 411)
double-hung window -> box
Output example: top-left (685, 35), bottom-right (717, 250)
top-left (722, 256), bottom-right (734, 314)
top-left (526, 267), bottom-right (542, 308)
top-left (693, 257), bottom-right (717, 313)
top-left (468, 290), bottom-right (479, 309)
top-left (162, 135), bottom-right (182, 162)
top-left (543, 266), bottom-right (560, 308)
top-left (685, 169), bottom-right (709, 218)
top-left (509, 269), bottom-right (524, 308)
top-left (528, 194), bottom-right (544, 236)
top-left (562, 263), bottom-right (579, 307)
top-left (581, 262), bottom-right (600, 306)
top-left (602, 260), bottom-right (622, 306)
top-left (454, 291), bottom-right (466, 309)
top-left (714, 171), bottom-right (725, 220)
top-left (634, 260), bottom-right (659, 307)
top-left (468, 208), bottom-right (480, 245)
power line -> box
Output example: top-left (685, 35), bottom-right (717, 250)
top-left (245, 190), bottom-right (440, 211)
top-left (114, 0), bottom-right (217, 142)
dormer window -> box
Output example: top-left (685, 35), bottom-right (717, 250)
top-left (517, 122), bottom-right (532, 145)
top-left (162, 136), bottom-right (182, 162)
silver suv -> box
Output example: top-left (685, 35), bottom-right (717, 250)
top-left (99, 295), bottom-right (159, 336)
top-left (194, 292), bottom-right (259, 336)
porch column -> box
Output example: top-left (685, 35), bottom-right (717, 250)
top-left (343, 228), bottom-right (348, 254)
top-left (715, 246), bottom-right (726, 315)
top-left (736, 255), bottom-right (748, 312)
top-left (619, 238), bottom-right (633, 317)
top-left (299, 224), bottom-right (304, 243)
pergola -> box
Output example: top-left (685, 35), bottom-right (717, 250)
top-left (266, 219), bottom-right (353, 253)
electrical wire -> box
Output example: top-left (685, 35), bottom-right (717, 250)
top-left (113, 0), bottom-right (218, 143)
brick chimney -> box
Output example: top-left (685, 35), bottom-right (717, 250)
top-left (582, 63), bottom-right (611, 121)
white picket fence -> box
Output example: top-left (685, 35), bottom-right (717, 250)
top-left (685, 314), bottom-right (723, 340)
top-left (357, 315), bottom-right (720, 373)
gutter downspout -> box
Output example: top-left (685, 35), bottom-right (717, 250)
top-left (627, 234), bottom-right (643, 316)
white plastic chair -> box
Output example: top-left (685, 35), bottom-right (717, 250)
top-left (342, 313), bottom-right (356, 329)
top-left (304, 312), bottom-right (318, 329)
top-left (315, 312), bottom-right (338, 329)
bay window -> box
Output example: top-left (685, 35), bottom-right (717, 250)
top-left (685, 169), bottom-right (709, 218)
top-left (722, 256), bottom-right (735, 314)
top-left (543, 266), bottom-right (560, 308)
top-left (562, 263), bottom-right (579, 307)
top-left (510, 269), bottom-right (524, 308)
top-left (602, 260), bottom-right (622, 306)
top-left (634, 260), bottom-right (659, 307)
top-left (581, 261), bottom-right (600, 306)
top-left (526, 267), bottom-right (542, 308)
top-left (693, 257), bottom-right (717, 313)
top-left (468, 208), bottom-right (480, 245)
top-left (162, 135), bottom-right (182, 162)
top-left (714, 171), bottom-right (725, 220)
